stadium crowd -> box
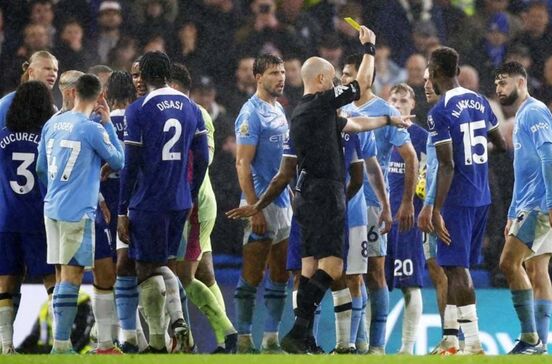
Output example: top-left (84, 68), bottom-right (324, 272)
top-left (0, 0), bottom-right (551, 356)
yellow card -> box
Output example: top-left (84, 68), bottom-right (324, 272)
top-left (344, 17), bottom-right (361, 31)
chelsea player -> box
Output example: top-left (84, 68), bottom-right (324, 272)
top-left (495, 61), bottom-right (552, 355)
top-left (427, 47), bottom-right (505, 355)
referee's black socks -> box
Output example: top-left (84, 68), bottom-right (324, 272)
top-left (291, 270), bottom-right (333, 338)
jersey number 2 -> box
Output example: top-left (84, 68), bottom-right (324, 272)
top-left (162, 118), bottom-right (182, 161)
top-left (460, 120), bottom-right (488, 165)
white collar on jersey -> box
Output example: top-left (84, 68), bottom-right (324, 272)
top-left (444, 86), bottom-right (477, 107)
top-left (142, 86), bottom-right (189, 107)
top-left (110, 109), bottom-right (125, 117)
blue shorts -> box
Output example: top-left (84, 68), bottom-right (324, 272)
top-left (385, 223), bottom-right (424, 290)
top-left (0, 231), bottom-right (54, 277)
top-left (286, 217), bottom-right (301, 271)
top-left (128, 209), bottom-right (188, 263)
top-left (436, 205), bottom-right (489, 268)
top-left (94, 211), bottom-right (116, 260)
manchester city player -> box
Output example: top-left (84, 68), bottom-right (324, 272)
top-left (36, 74), bottom-right (124, 354)
top-left (233, 54), bottom-right (291, 353)
top-left (341, 54), bottom-right (418, 355)
top-left (117, 51), bottom-right (211, 353)
top-left (428, 47), bottom-right (505, 355)
top-left (495, 62), bottom-right (552, 355)
top-left (387, 83), bottom-right (427, 354)
top-left (0, 82), bottom-right (55, 354)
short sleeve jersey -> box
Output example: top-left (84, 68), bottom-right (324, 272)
top-left (509, 97), bottom-right (552, 217)
top-left (235, 95), bottom-right (290, 208)
top-left (123, 87), bottom-right (206, 212)
top-left (428, 87), bottom-right (498, 207)
top-left (0, 128), bottom-right (45, 232)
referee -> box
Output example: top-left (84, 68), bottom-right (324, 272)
top-left (229, 25), bottom-right (412, 353)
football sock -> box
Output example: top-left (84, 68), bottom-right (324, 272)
top-left (400, 287), bottom-right (422, 354)
top-left (350, 295), bottom-right (363, 346)
top-left (138, 275), bottom-right (166, 350)
top-left (234, 276), bottom-right (257, 335)
top-left (535, 299), bottom-right (552, 345)
top-left (369, 287), bottom-right (389, 348)
top-left (457, 304), bottom-right (482, 350)
top-left (53, 281), bottom-right (79, 351)
top-left (156, 267), bottom-right (184, 325)
top-left (356, 283), bottom-right (368, 351)
top-left (332, 288), bottom-right (352, 348)
top-left (0, 295), bottom-right (14, 353)
top-left (135, 309), bottom-right (148, 351)
top-left (11, 291), bottom-right (21, 323)
top-left (264, 278), bottom-right (287, 333)
top-left (177, 279), bottom-right (190, 326)
top-left (92, 286), bottom-right (115, 349)
top-left (511, 289), bottom-right (538, 344)
top-left (115, 276), bottom-right (138, 344)
top-left (312, 305), bottom-right (321, 344)
top-left (443, 304), bottom-right (459, 346)
top-left (209, 282), bottom-right (226, 312)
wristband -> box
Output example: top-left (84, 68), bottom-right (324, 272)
top-left (363, 42), bottom-right (376, 56)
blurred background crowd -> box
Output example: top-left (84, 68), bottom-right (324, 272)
top-left (1, 0), bottom-right (551, 286)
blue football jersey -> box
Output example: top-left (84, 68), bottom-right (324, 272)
top-left (0, 128), bottom-right (45, 232)
top-left (388, 124), bottom-right (428, 213)
top-left (99, 109), bottom-right (125, 216)
top-left (428, 87), bottom-right (498, 207)
top-left (342, 97), bottom-right (411, 207)
top-left (123, 87), bottom-right (206, 212)
top-left (0, 92), bottom-right (15, 130)
top-left (508, 97), bottom-right (552, 217)
top-left (235, 95), bottom-right (290, 208)
top-left (37, 111), bottom-right (124, 221)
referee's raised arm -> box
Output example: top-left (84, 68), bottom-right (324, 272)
top-left (355, 26), bottom-right (376, 94)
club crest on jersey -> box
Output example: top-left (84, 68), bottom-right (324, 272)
top-left (427, 115), bottom-right (435, 129)
top-left (334, 85), bottom-right (349, 98)
top-left (239, 121), bottom-right (249, 136)
top-left (102, 131), bottom-right (112, 145)
top-left (517, 212), bottom-right (525, 222)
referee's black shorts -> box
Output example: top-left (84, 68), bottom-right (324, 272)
top-left (294, 178), bottom-right (346, 260)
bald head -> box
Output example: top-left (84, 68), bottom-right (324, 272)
top-left (301, 57), bottom-right (335, 92)
top-left (458, 65), bottom-right (479, 91)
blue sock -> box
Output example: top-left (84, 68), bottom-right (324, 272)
top-left (350, 296), bottom-right (363, 345)
top-left (535, 299), bottom-right (552, 344)
top-left (234, 276), bottom-right (257, 334)
top-left (53, 281), bottom-right (79, 341)
top-left (178, 279), bottom-right (190, 328)
top-left (312, 306), bottom-right (321, 344)
top-left (512, 289), bottom-right (537, 336)
top-left (115, 276), bottom-right (138, 331)
top-left (357, 284), bottom-right (368, 345)
top-left (263, 278), bottom-right (287, 333)
top-left (369, 287), bottom-right (389, 348)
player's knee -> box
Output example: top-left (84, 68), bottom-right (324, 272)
top-left (499, 254), bottom-right (516, 276)
top-left (195, 269), bottom-right (215, 287)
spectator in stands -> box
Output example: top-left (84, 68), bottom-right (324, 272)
top-left (29, 0), bottom-right (56, 48)
top-left (373, 39), bottom-right (407, 99)
top-left (434, 0), bottom-right (478, 57)
top-left (131, 0), bottom-right (177, 46)
top-left (317, 34), bottom-right (343, 77)
top-left (0, 8), bottom-right (4, 58)
top-left (220, 55), bottom-right (256, 117)
top-left (88, 64), bottom-right (113, 92)
top-left (535, 55), bottom-right (552, 107)
top-left (471, 0), bottom-right (523, 40)
top-left (172, 21), bottom-right (207, 79)
top-left (512, 1), bottom-right (552, 79)
top-left (278, 0), bottom-right (321, 57)
top-left (235, 0), bottom-right (305, 61)
top-left (334, 1), bottom-right (365, 55)
top-left (54, 19), bottom-right (98, 73)
top-left (405, 53), bottom-right (430, 128)
top-left (54, 0), bottom-right (94, 41)
top-left (142, 34), bottom-right (166, 53)
top-left (107, 36), bottom-right (138, 71)
top-left (281, 55), bottom-right (303, 118)
top-left (95, 1), bottom-right (123, 64)
top-left (191, 75), bottom-right (228, 127)
top-left (412, 20), bottom-right (441, 59)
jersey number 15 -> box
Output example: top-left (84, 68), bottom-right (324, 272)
top-left (460, 120), bottom-right (488, 165)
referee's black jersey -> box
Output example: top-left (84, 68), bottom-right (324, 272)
top-left (290, 80), bottom-right (361, 183)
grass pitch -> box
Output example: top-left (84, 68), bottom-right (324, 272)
top-left (2, 354), bottom-right (551, 364)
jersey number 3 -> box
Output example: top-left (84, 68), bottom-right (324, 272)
top-left (460, 120), bottom-right (488, 165)
top-left (10, 152), bottom-right (35, 194)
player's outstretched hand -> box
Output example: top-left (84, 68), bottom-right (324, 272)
top-left (226, 205), bottom-right (259, 219)
top-left (432, 210), bottom-right (451, 244)
top-left (99, 199), bottom-right (111, 224)
top-left (389, 115), bottom-right (414, 129)
top-left (396, 201), bottom-right (415, 232)
top-left (95, 95), bottom-right (111, 124)
top-left (418, 205), bottom-right (434, 233)
top-left (358, 25), bottom-right (376, 45)
top-left (118, 215), bottom-right (130, 244)
top-left (379, 205), bottom-right (393, 235)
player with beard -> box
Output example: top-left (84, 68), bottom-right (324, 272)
top-left (495, 61), bottom-right (552, 355)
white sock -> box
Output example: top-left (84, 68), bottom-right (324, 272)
top-left (332, 288), bottom-right (352, 349)
top-left (400, 288), bottom-right (422, 354)
top-left (138, 275), bottom-right (166, 349)
top-left (457, 304), bottom-right (481, 350)
top-left (262, 331), bottom-right (278, 348)
top-left (53, 339), bottom-right (72, 351)
top-left (364, 297), bottom-right (371, 343)
top-left (122, 329), bottom-right (137, 346)
top-left (292, 290), bottom-right (297, 311)
top-left (92, 287), bottom-right (115, 349)
top-left (135, 309), bottom-right (148, 351)
top-left (0, 306), bottom-right (14, 352)
top-left (157, 267), bottom-right (184, 325)
top-left (111, 301), bottom-right (120, 343)
top-left (443, 304), bottom-right (459, 347)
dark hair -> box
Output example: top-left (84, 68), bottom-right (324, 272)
top-left (29, 0), bottom-right (52, 10)
top-left (171, 63), bottom-right (192, 92)
top-left (344, 53), bottom-right (376, 87)
top-left (88, 64), bottom-right (113, 76)
top-left (140, 51), bottom-right (171, 85)
top-left (494, 61), bottom-right (528, 79)
top-left (253, 54), bottom-right (284, 77)
top-left (106, 71), bottom-right (136, 107)
top-left (76, 74), bottom-right (102, 101)
top-left (430, 47), bottom-right (459, 78)
top-left (6, 81), bottom-right (54, 133)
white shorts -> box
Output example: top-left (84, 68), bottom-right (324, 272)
top-left (45, 216), bottom-right (95, 268)
top-left (366, 205), bottom-right (387, 257)
top-left (242, 201), bottom-right (292, 245)
top-left (423, 232), bottom-right (438, 260)
top-left (346, 225), bottom-right (368, 274)
top-left (509, 210), bottom-right (552, 260)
